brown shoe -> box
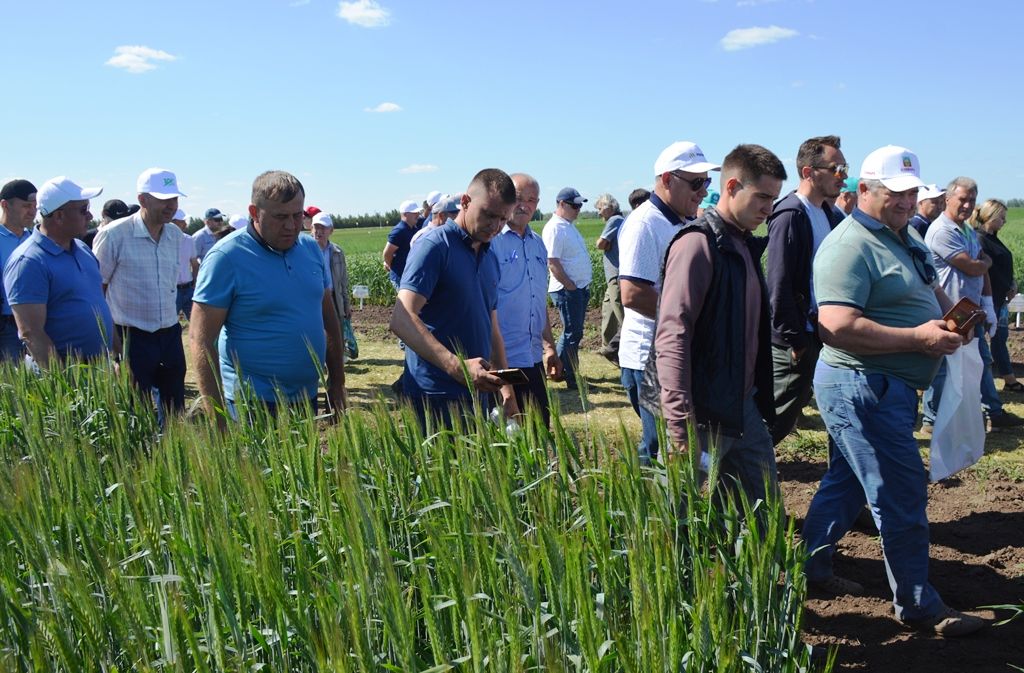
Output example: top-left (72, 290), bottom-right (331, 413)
top-left (906, 606), bottom-right (986, 637)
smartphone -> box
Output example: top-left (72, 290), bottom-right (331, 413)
top-left (491, 368), bottom-right (529, 385)
top-left (942, 297), bottom-right (986, 337)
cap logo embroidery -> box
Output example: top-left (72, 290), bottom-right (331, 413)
top-left (163, 178), bottom-right (175, 186)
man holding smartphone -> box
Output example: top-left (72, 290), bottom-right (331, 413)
top-left (390, 169), bottom-right (520, 428)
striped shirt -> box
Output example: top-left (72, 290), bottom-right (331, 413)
top-left (94, 213), bottom-right (183, 332)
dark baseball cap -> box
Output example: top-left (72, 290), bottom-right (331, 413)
top-left (204, 207), bottom-right (225, 220)
top-left (0, 179), bottom-right (37, 202)
top-left (102, 199), bottom-right (132, 220)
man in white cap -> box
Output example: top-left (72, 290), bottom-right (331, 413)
top-left (0, 179), bottom-right (38, 360)
top-left (616, 140), bottom-right (719, 462)
top-left (411, 194), bottom-right (458, 247)
top-left (420, 190), bottom-right (442, 227)
top-left (3, 177), bottom-right (113, 366)
top-left (802, 146), bottom-right (985, 636)
top-left (94, 167), bottom-right (189, 417)
top-left (542, 187), bottom-right (592, 391)
top-left (909, 184), bottom-right (946, 239)
top-left (382, 199), bottom-right (422, 289)
top-left (311, 211), bottom-right (357, 360)
top-left (921, 176), bottom-right (1021, 432)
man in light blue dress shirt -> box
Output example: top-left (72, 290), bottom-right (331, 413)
top-left (490, 173), bottom-right (562, 426)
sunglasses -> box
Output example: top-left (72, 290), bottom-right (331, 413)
top-left (670, 173), bottom-right (712, 191)
top-left (813, 163), bottom-right (850, 177)
top-left (908, 245), bottom-right (937, 286)
top-left (563, 201), bottom-right (582, 210)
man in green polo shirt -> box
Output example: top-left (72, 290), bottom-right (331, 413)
top-left (801, 145), bottom-right (985, 637)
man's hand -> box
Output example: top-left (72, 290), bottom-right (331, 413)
top-left (327, 378), bottom-right (348, 419)
top-left (544, 346), bottom-right (563, 381)
top-left (500, 385), bottom-right (520, 419)
top-left (914, 320), bottom-right (964, 357)
top-left (790, 346), bottom-right (806, 365)
top-left (465, 357), bottom-right (505, 392)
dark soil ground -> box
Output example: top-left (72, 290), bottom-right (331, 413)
top-left (351, 306), bottom-right (1024, 672)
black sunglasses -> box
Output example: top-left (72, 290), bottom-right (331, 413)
top-left (563, 201), bottom-right (582, 210)
top-left (671, 173), bottom-right (712, 191)
top-left (908, 246), bottom-right (936, 286)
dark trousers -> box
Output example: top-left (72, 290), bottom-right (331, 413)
top-left (118, 323), bottom-right (186, 415)
top-left (0, 315), bottom-right (22, 362)
top-left (550, 286), bottom-right (590, 387)
top-left (511, 362), bottom-right (551, 428)
top-left (770, 336), bottom-right (821, 445)
top-left (176, 282), bottom-right (194, 319)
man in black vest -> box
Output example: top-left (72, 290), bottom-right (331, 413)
top-left (654, 144), bottom-right (786, 503)
top-left (766, 135), bottom-right (847, 444)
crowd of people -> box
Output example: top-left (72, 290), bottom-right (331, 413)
top-left (0, 134), bottom-right (1014, 638)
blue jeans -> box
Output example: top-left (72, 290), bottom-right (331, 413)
top-left (176, 282), bottom-right (194, 319)
top-left (550, 286), bottom-right (590, 387)
top-left (226, 395), bottom-right (317, 423)
top-left (0, 315), bottom-right (21, 362)
top-left (922, 323), bottom-right (1002, 423)
top-left (803, 361), bottom-right (944, 622)
top-left (621, 367), bottom-right (659, 462)
top-left (991, 304), bottom-right (1012, 377)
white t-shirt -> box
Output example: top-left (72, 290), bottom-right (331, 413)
top-left (795, 193), bottom-right (832, 318)
top-left (616, 198), bottom-right (685, 370)
top-left (541, 215), bottom-right (592, 292)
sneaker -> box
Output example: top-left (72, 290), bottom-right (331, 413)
top-left (906, 606), bottom-right (986, 637)
top-left (919, 422), bottom-right (933, 438)
top-left (990, 412), bottom-right (1024, 428)
top-left (807, 574), bottom-right (864, 596)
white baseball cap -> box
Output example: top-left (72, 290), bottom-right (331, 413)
top-left (654, 141), bottom-right (721, 176)
top-left (311, 212), bottom-right (334, 228)
top-left (173, 209), bottom-right (186, 221)
top-left (36, 176), bottom-right (103, 217)
top-left (399, 199), bottom-right (421, 214)
top-left (859, 146), bottom-right (926, 192)
top-left (137, 167), bottom-right (187, 199)
top-left (230, 213), bottom-right (249, 230)
top-left (425, 190), bottom-right (442, 207)
top-left (917, 183), bottom-right (946, 202)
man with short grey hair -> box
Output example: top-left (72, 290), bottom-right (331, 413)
top-left (595, 193), bottom-right (624, 364)
top-left (921, 176), bottom-right (1022, 431)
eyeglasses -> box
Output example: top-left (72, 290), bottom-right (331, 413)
top-left (812, 163), bottom-right (850, 177)
top-left (670, 173), bottom-right (712, 191)
top-left (907, 245), bottom-right (936, 286)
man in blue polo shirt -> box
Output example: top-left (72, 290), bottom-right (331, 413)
top-left (190, 170), bottom-right (346, 426)
top-left (4, 176), bottom-right (113, 366)
top-left (382, 199), bottom-right (422, 289)
top-left (389, 168), bottom-right (519, 427)
top-left (0, 179), bottom-right (37, 361)
top-left (491, 173), bottom-right (562, 426)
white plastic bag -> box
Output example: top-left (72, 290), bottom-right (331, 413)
top-left (930, 341), bottom-right (985, 482)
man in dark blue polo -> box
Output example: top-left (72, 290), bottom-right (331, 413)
top-left (4, 176), bottom-right (113, 366)
top-left (0, 179), bottom-right (37, 361)
top-left (382, 199), bottom-right (422, 289)
top-left (389, 169), bottom-right (519, 427)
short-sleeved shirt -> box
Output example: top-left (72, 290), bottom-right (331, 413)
top-left (598, 214), bottom-right (624, 280)
top-left (0, 225), bottom-right (32, 315)
top-left (387, 219), bottom-right (420, 284)
top-left (491, 224), bottom-right (549, 367)
top-left (400, 221), bottom-right (500, 398)
top-left (93, 214), bottom-right (183, 332)
top-left (814, 209), bottom-right (942, 390)
top-left (924, 212), bottom-right (984, 304)
top-left (616, 194), bottom-right (686, 370)
top-left (542, 215), bottom-right (592, 292)
top-left (4, 229), bottom-right (113, 360)
top-left (192, 226), bottom-right (218, 261)
top-left (177, 234), bottom-right (196, 284)
top-left (192, 226), bottom-right (330, 402)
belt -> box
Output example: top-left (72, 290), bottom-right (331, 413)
top-left (177, 281), bottom-right (194, 289)
top-left (116, 323), bottom-right (179, 335)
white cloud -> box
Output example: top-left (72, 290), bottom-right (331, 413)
top-left (105, 45), bottom-right (177, 74)
top-left (364, 102), bottom-right (402, 113)
top-left (399, 164), bottom-right (438, 174)
top-left (337, 0), bottom-right (391, 28)
top-left (720, 25), bottom-right (799, 51)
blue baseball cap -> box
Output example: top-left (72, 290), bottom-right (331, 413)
top-left (435, 195), bottom-right (460, 214)
top-left (204, 207), bottom-right (224, 220)
top-left (556, 187), bottom-right (586, 205)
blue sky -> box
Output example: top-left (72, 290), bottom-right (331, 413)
top-left (3, 0), bottom-right (1021, 219)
